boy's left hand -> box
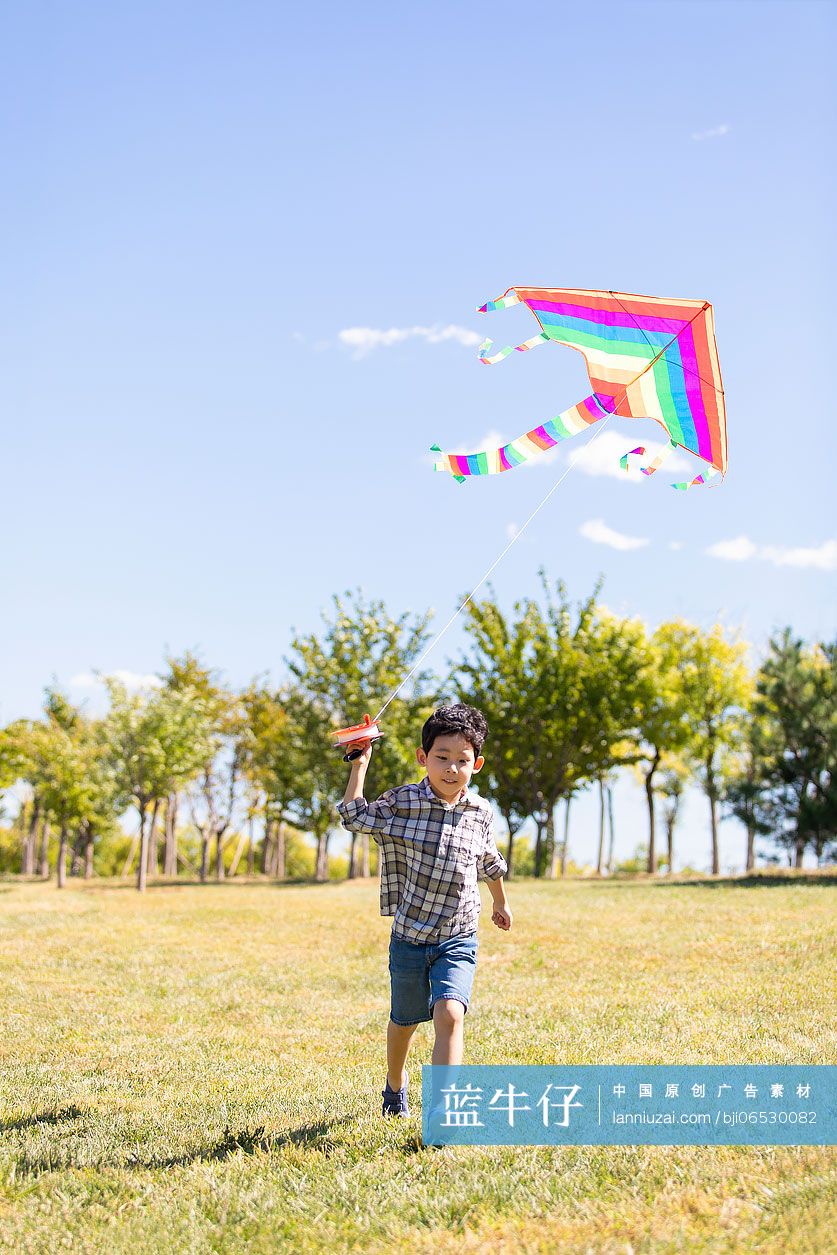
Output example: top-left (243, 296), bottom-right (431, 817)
top-left (491, 904), bottom-right (513, 931)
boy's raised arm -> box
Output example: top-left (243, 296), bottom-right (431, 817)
top-left (337, 744), bottom-right (397, 837)
top-left (342, 742), bottom-right (373, 805)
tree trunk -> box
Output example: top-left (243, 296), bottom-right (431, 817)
top-left (228, 829), bottom-right (248, 877)
top-left (361, 832), bottom-right (370, 878)
top-left (708, 784), bottom-right (719, 875)
top-left (545, 811), bottom-right (556, 880)
top-left (347, 831), bottom-right (358, 878)
top-left (164, 792), bottom-right (179, 878)
top-left (606, 785), bottom-right (615, 875)
top-left (549, 819), bottom-right (560, 878)
top-left (502, 810), bottom-right (515, 879)
top-left (533, 821), bottom-right (545, 879)
top-left (215, 829), bottom-right (225, 880)
top-left (315, 831), bottom-right (329, 882)
top-left (745, 822), bottom-right (755, 872)
top-left (38, 820), bottom-right (51, 878)
top-left (15, 801), bottom-right (29, 874)
top-left (70, 830), bottom-right (84, 877)
top-left (145, 798), bottom-right (159, 878)
top-left (560, 796), bottom-right (571, 877)
top-left (23, 799), bottom-right (40, 875)
top-left (57, 822), bottom-right (68, 888)
top-left (645, 751), bottom-right (661, 874)
top-left (84, 826), bottom-right (95, 879)
top-left (596, 779), bottom-right (606, 875)
top-left (199, 830), bottom-right (210, 883)
top-left (793, 832), bottom-right (805, 869)
top-left (275, 821), bottom-right (286, 880)
top-left (137, 803), bottom-right (149, 893)
top-left (247, 815), bottom-right (256, 877)
top-left (666, 816), bottom-right (674, 877)
top-left (261, 818), bottom-right (272, 875)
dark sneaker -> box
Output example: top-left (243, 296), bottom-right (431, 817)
top-left (382, 1072), bottom-right (409, 1117)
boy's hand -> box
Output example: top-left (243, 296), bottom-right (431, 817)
top-left (346, 739), bottom-right (374, 768)
top-left (491, 904), bottom-right (513, 931)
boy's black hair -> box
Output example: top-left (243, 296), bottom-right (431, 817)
top-left (421, 704), bottom-right (488, 757)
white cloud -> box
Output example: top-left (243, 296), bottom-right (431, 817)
top-left (70, 670), bottom-right (162, 692)
top-left (691, 123), bottom-right (731, 142)
top-left (506, 522), bottom-right (520, 540)
top-left (668, 541), bottom-right (684, 551)
top-left (338, 324), bottom-right (482, 358)
top-left (572, 431), bottom-right (690, 481)
top-left (706, 535), bottom-right (759, 562)
top-left (761, 541), bottom-right (837, 570)
top-left (705, 536), bottom-right (837, 571)
top-left (580, 518), bottom-right (650, 552)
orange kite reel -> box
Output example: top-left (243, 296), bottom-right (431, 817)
top-left (331, 713), bottom-right (384, 762)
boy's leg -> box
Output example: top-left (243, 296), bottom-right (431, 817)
top-left (387, 934), bottom-right (432, 1092)
top-left (427, 934), bottom-right (478, 1066)
top-left (431, 999), bottom-right (466, 1065)
top-left (386, 1019), bottom-right (419, 1090)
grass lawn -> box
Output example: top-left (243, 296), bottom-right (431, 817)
top-left (0, 873), bottom-right (835, 1253)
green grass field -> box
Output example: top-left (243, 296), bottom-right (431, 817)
top-left (1, 874), bottom-right (835, 1253)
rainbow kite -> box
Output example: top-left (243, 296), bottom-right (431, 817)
top-left (432, 286), bottom-right (727, 490)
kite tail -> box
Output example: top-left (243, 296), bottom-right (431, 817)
top-left (619, 440), bottom-right (679, 476)
top-left (672, 467), bottom-right (722, 491)
top-left (478, 331), bottom-right (549, 365)
top-left (477, 292), bottom-right (521, 313)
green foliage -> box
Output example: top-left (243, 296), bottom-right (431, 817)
top-left (103, 678), bottom-right (216, 809)
top-left (743, 630), bottom-right (836, 862)
top-left (2, 588), bottom-right (834, 882)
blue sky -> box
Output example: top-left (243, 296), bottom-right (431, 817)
top-left (2, 1), bottom-right (834, 871)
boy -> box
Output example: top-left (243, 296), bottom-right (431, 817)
top-left (337, 703), bottom-right (512, 1118)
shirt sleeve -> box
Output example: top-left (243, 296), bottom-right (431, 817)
top-left (336, 788), bottom-right (399, 839)
top-left (477, 813), bottom-right (508, 881)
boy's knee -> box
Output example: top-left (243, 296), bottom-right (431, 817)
top-left (432, 998), bottom-right (466, 1029)
top-left (389, 1018), bottom-right (420, 1034)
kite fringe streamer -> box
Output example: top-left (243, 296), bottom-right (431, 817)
top-left (477, 292), bottom-right (521, 314)
top-left (478, 332), bottom-right (550, 365)
top-left (637, 438), bottom-right (678, 477)
top-left (619, 446), bottom-right (646, 473)
top-left (672, 467), bottom-right (722, 491)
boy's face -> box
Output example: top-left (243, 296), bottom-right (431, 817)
top-left (416, 732), bottom-right (484, 802)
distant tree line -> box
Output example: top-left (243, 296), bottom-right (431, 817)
top-left (1, 574), bottom-right (834, 890)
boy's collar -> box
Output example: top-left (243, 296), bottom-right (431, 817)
top-left (421, 775), bottom-right (470, 807)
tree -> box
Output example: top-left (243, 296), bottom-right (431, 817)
top-left (287, 591), bottom-right (435, 881)
top-left (6, 692), bottom-right (125, 887)
top-left (103, 679), bottom-right (215, 891)
top-left (723, 710), bottom-right (777, 871)
top-left (239, 681), bottom-right (301, 880)
top-left (458, 576), bottom-right (646, 878)
top-left (675, 624), bottom-right (753, 875)
top-left (627, 622), bottom-right (695, 874)
top-left (657, 756), bottom-right (689, 876)
top-left (454, 590), bottom-right (541, 877)
top-left (164, 654), bottom-right (243, 883)
top-left (748, 631), bottom-right (836, 867)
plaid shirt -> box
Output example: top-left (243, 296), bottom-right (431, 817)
top-left (337, 776), bottom-right (508, 944)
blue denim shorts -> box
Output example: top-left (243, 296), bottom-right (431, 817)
top-left (388, 931), bottom-right (479, 1026)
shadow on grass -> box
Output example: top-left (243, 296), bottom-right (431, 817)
top-left (0, 1105), bottom-right (87, 1133)
top-left (150, 1116), bottom-right (359, 1167)
top-left (648, 872), bottom-right (837, 889)
top-left (9, 1115), bottom-right (359, 1174)
top-left (64, 877), bottom-right (356, 893)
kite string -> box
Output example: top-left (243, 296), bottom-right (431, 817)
top-left (372, 411), bottom-right (615, 723)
